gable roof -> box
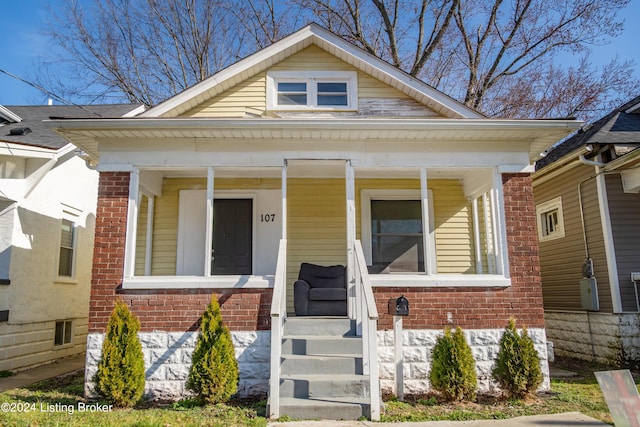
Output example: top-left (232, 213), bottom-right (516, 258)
top-left (536, 95), bottom-right (640, 170)
top-left (0, 104), bottom-right (144, 150)
top-left (141, 23), bottom-right (483, 119)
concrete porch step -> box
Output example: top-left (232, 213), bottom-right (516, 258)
top-left (280, 373), bottom-right (370, 398)
top-left (280, 354), bottom-right (363, 375)
top-left (284, 317), bottom-right (355, 336)
top-left (282, 335), bottom-right (362, 356)
top-left (278, 396), bottom-right (370, 420)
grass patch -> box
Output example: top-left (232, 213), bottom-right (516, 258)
top-left (1, 357), bottom-right (637, 425)
top-left (380, 357), bottom-right (639, 424)
top-left (0, 370), bottom-right (267, 427)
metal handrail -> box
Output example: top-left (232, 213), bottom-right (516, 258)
top-left (268, 239), bottom-right (287, 419)
top-left (353, 239), bottom-right (380, 421)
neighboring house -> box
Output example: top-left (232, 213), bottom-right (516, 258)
top-left (533, 95), bottom-right (640, 366)
top-left (0, 103), bottom-right (143, 372)
top-left (47, 24), bottom-right (580, 420)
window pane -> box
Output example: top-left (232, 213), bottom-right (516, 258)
top-left (60, 219), bottom-right (73, 248)
top-left (59, 248), bottom-right (73, 276)
top-left (318, 82), bottom-right (347, 93)
top-left (278, 82), bottom-right (306, 92)
top-left (64, 321), bottom-right (72, 344)
top-left (370, 200), bottom-right (423, 273)
top-left (318, 94), bottom-right (348, 106)
top-left (278, 93), bottom-right (307, 105)
top-left (541, 209), bottom-right (559, 236)
top-left (54, 321), bottom-right (64, 346)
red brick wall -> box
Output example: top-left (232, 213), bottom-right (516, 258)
top-left (90, 172), bottom-right (543, 334)
top-left (88, 172), bottom-right (272, 333)
top-left (375, 173), bottom-right (544, 330)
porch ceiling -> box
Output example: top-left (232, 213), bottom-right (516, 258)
top-left (46, 117), bottom-right (582, 166)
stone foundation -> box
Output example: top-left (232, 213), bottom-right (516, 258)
top-left (377, 328), bottom-right (550, 394)
top-left (85, 331), bottom-right (270, 400)
top-left (545, 310), bottom-right (640, 366)
top-left (85, 327), bottom-right (550, 400)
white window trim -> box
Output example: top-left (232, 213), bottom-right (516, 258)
top-left (361, 189), bottom-right (436, 273)
top-left (536, 196), bottom-right (565, 242)
top-left (55, 205), bottom-right (81, 284)
top-left (361, 188), bottom-right (511, 288)
top-left (266, 70), bottom-right (358, 111)
top-left (175, 190), bottom-right (258, 277)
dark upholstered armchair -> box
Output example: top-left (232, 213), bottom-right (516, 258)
top-left (293, 263), bottom-right (347, 316)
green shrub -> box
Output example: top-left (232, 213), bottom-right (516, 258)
top-left (492, 318), bottom-right (543, 399)
top-left (187, 296), bottom-right (239, 403)
top-left (95, 299), bottom-right (145, 407)
top-left (429, 326), bottom-right (477, 401)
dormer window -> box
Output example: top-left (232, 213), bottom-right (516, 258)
top-left (267, 71), bottom-right (357, 110)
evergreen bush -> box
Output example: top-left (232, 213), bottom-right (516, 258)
top-left (492, 318), bottom-right (543, 399)
top-left (428, 326), bottom-right (477, 401)
top-left (95, 299), bottom-right (145, 407)
top-left (187, 296), bottom-right (238, 403)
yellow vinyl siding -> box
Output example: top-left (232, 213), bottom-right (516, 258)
top-left (181, 45), bottom-right (439, 117)
top-left (431, 180), bottom-right (475, 273)
top-left (183, 74), bottom-right (266, 118)
top-left (134, 195), bottom-right (149, 276)
top-left (287, 179), bottom-right (347, 311)
top-left (149, 176), bottom-right (476, 286)
top-left (534, 164), bottom-right (611, 312)
top-left (150, 177), bottom-right (281, 275)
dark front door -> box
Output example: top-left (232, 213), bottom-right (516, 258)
top-left (212, 199), bottom-right (252, 275)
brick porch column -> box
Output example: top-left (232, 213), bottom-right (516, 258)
top-left (88, 172), bottom-right (130, 333)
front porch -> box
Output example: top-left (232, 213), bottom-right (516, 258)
top-left (123, 160), bottom-right (511, 299)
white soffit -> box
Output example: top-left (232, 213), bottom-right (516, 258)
top-left (45, 117), bottom-right (582, 164)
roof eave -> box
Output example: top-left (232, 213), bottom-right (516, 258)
top-left (46, 117), bottom-right (581, 164)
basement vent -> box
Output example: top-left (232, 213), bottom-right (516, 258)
top-left (9, 127), bottom-right (32, 136)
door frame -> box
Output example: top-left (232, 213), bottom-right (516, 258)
top-left (177, 190), bottom-right (257, 275)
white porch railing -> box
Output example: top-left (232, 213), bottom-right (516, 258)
top-left (353, 239), bottom-right (381, 421)
top-left (268, 239), bottom-right (287, 419)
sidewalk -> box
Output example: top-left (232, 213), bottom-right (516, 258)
top-left (0, 353), bottom-right (85, 392)
top-left (268, 412), bottom-right (608, 426)
top-left (0, 356), bottom-right (608, 426)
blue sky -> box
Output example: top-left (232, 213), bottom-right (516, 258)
top-left (1, 0), bottom-right (639, 106)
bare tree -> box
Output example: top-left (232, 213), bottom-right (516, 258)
top-left (231, 0), bottom-right (304, 48)
top-left (451, 0), bottom-right (634, 114)
top-left (38, 0), bottom-right (638, 120)
top-left (42, 0), bottom-right (248, 105)
top-left (296, 0), bottom-right (638, 119)
top-left (295, 0), bottom-right (460, 75)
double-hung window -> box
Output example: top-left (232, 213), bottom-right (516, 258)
top-left (267, 71), bottom-right (357, 110)
top-left (57, 205), bottom-right (81, 281)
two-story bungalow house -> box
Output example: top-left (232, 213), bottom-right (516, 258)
top-left (46, 25), bottom-right (580, 420)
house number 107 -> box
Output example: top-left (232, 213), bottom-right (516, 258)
top-left (260, 214), bottom-right (276, 222)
